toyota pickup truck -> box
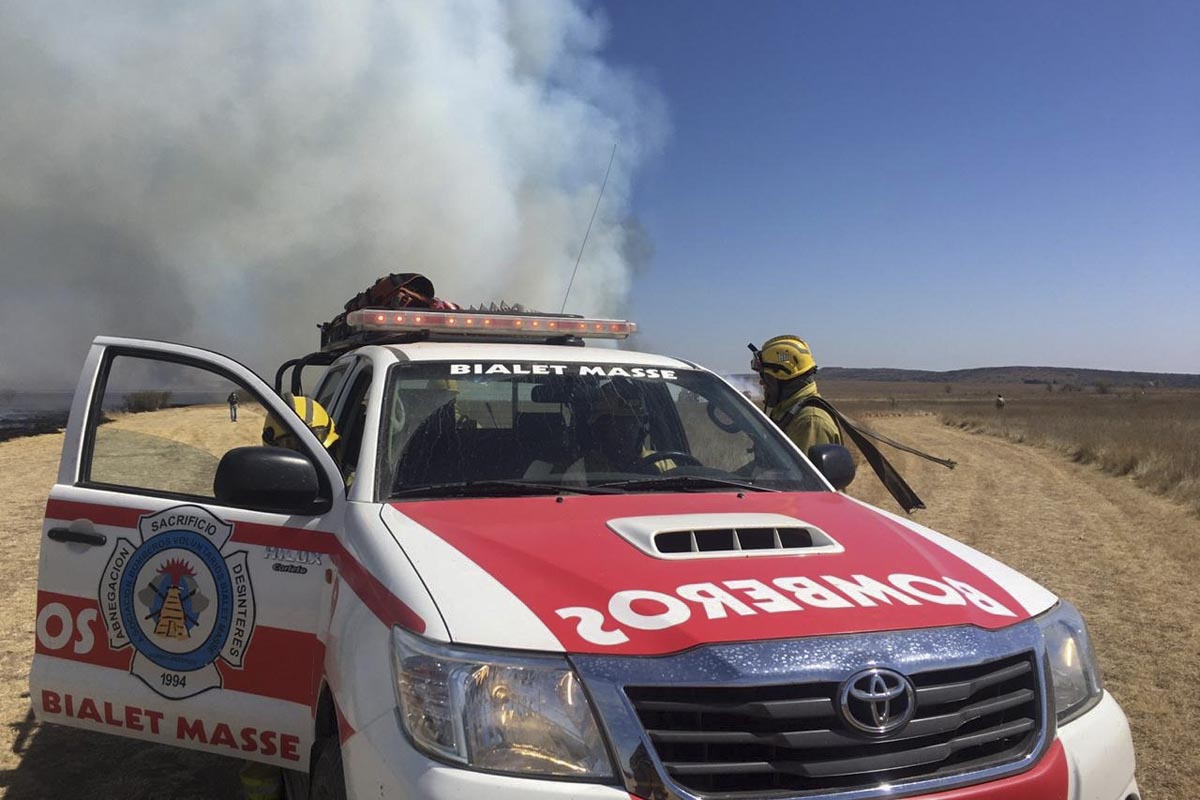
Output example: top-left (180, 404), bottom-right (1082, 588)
top-left (31, 306), bottom-right (1138, 799)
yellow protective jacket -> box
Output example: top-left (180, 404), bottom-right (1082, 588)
top-left (769, 381), bottom-right (841, 455)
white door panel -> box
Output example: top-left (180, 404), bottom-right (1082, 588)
top-left (32, 337), bottom-right (345, 765)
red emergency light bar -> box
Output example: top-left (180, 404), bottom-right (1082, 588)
top-left (345, 309), bottom-right (637, 340)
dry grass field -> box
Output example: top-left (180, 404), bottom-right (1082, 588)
top-left (0, 392), bottom-right (1196, 798)
top-left (827, 380), bottom-right (1200, 515)
top-left (939, 395), bottom-right (1200, 515)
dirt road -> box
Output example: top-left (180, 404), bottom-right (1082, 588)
top-left (0, 414), bottom-right (1193, 798)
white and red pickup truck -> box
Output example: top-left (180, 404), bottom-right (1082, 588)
top-left (31, 307), bottom-right (1138, 800)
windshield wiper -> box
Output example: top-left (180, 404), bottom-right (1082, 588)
top-left (391, 480), bottom-right (620, 499)
top-left (593, 475), bottom-right (777, 493)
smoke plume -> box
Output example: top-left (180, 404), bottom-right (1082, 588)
top-left (0, 1), bottom-right (665, 388)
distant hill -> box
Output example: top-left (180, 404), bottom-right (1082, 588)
top-left (729, 366), bottom-right (1200, 389)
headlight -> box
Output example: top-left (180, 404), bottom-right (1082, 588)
top-left (391, 627), bottom-right (614, 779)
top-left (1036, 600), bottom-right (1104, 725)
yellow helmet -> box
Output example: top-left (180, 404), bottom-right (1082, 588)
top-left (752, 335), bottom-right (817, 381)
top-left (262, 395), bottom-right (339, 451)
top-left (426, 379), bottom-right (459, 392)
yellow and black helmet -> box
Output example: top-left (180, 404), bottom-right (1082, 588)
top-left (751, 335), bottom-right (817, 381)
top-left (262, 395), bottom-right (339, 451)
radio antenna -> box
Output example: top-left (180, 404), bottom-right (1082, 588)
top-left (560, 142), bottom-right (617, 314)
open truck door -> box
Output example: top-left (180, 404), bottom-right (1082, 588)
top-left (31, 337), bottom-right (345, 769)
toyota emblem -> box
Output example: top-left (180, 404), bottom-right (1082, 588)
top-left (838, 667), bottom-right (916, 735)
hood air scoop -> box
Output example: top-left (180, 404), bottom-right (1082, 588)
top-left (607, 513), bottom-right (843, 561)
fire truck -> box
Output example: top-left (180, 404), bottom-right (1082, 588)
top-left (31, 281), bottom-right (1137, 799)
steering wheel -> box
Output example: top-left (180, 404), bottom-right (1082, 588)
top-left (636, 450), bottom-right (703, 470)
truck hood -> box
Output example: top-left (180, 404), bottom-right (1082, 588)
top-left (381, 492), bottom-right (1056, 655)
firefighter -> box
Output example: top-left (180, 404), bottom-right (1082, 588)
top-left (226, 390), bottom-right (239, 422)
top-left (426, 379), bottom-right (476, 430)
top-left (749, 336), bottom-right (957, 512)
top-left (261, 395), bottom-right (340, 452)
top-left (584, 385), bottom-right (647, 472)
top-left (751, 335), bottom-right (842, 455)
top-left (564, 382), bottom-right (675, 478)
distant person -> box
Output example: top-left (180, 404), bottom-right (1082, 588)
top-left (226, 390), bottom-right (239, 422)
top-left (995, 394), bottom-right (1006, 411)
top-left (749, 335), bottom-right (841, 454)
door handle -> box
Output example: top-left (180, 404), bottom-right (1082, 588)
top-left (48, 528), bottom-right (108, 547)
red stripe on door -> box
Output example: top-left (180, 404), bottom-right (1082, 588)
top-left (36, 591), bottom-right (321, 707)
top-left (46, 498), bottom-right (142, 529)
top-left (42, 498), bottom-right (423, 632)
top-left (218, 626), bottom-right (321, 706)
top-left (44, 498), bottom-right (339, 553)
top-left (35, 591), bottom-right (133, 671)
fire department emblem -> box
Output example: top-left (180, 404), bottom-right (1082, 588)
top-left (98, 505), bottom-right (256, 699)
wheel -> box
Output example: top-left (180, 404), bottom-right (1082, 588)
top-left (309, 735), bottom-right (347, 800)
top-left (635, 450), bottom-right (703, 470)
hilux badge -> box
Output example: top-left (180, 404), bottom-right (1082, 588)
top-left (97, 505), bottom-right (256, 699)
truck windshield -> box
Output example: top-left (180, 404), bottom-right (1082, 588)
top-left (377, 361), bottom-right (828, 499)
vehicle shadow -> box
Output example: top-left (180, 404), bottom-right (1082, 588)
top-left (1, 698), bottom-right (241, 800)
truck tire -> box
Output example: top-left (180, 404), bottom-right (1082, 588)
top-left (309, 735), bottom-right (347, 800)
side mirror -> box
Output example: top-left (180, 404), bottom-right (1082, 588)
top-left (214, 446), bottom-right (324, 513)
top-left (808, 444), bottom-right (855, 490)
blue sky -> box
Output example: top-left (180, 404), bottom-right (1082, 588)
top-left (602, 1), bottom-right (1199, 374)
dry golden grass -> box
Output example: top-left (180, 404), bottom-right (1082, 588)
top-left (828, 383), bottom-right (1200, 516)
top-left (938, 395), bottom-right (1200, 515)
top-left (92, 404), bottom-right (267, 497)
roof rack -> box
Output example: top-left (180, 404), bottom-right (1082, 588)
top-left (274, 351), bottom-right (340, 395)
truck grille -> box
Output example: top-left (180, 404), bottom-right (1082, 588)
top-left (624, 652), bottom-right (1041, 797)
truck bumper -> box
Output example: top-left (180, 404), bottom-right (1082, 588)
top-left (342, 692), bottom-right (1138, 800)
top-left (1059, 691), bottom-right (1140, 800)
